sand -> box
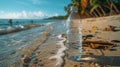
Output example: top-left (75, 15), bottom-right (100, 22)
top-left (18, 15), bottom-right (120, 67)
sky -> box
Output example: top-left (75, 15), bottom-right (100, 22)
top-left (0, 0), bottom-right (71, 19)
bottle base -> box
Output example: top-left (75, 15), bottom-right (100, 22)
top-left (67, 55), bottom-right (82, 62)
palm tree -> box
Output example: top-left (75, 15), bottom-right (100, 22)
top-left (65, 0), bottom-right (120, 18)
top-left (109, 0), bottom-right (120, 14)
top-left (90, 0), bottom-right (107, 17)
top-left (80, 0), bottom-right (88, 14)
top-left (64, 3), bottom-right (73, 16)
top-left (96, 0), bottom-right (106, 16)
top-left (72, 0), bottom-right (93, 17)
top-left (104, 0), bottom-right (120, 15)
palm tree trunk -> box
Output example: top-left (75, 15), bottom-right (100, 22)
top-left (95, 9), bottom-right (102, 17)
top-left (87, 12), bottom-right (93, 17)
top-left (99, 6), bottom-right (106, 16)
top-left (85, 12), bottom-right (92, 17)
top-left (110, 0), bottom-right (119, 14)
top-left (106, 0), bottom-right (112, 15)
top-left (109, 4), bottom-right (113, 16)
top-left (89, 12), bottom-right (94, 17)
top-left (92, 11), bottom-right (98, 17)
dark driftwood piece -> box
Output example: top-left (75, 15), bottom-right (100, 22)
top-left (82, 40), bottom-right (117, 49)
top-left (83, 40), bottom-right (114, 45)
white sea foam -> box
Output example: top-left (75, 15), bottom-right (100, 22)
top-left (45, 22), bottom-right (54, 26)
top-left (49, 34), bottom-right (67, 67)
top-left (18, 25), bottom-right (24, 28)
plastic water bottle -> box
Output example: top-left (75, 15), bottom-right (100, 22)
top-left (66, 6), bottom-right (82, 61)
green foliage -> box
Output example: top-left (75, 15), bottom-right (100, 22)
top-left (46, 15), bottom-right (68, 20)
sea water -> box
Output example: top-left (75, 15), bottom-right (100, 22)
top-left (0, 19), bottom-right (65, 66)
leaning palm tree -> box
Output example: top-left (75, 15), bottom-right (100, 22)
top-left (81, 0), bottom-right (94, 17)
top-left (72, 0), bottom-right (93, 17)
top-left (109, 0), bottom-right (120, 14)
top-left (65, 0), bottom-right (120, 18)
top-left (80, 0), bottom-right (89, 14)
top-left (90, 0), bottom-right (106, 17)
top-left (103, 0), bottom-right (120, 15)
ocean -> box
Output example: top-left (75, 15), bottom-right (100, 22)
top-left (0, 19), bottom-right (57, 29)
top-left (0, 19), bottom-right (67, 66)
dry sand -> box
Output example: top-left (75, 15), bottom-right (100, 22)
top-left (25, 15), bottom-right (120, 67)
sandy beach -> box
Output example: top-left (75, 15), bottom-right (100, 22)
top-left (0, 15), bottom-right (120, 67)
top-left (1, 0), bottom-right (120, 67)
top-left (16, 15), bottom-right (120, 67)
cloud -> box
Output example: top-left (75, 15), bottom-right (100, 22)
top-left (54, 13), bottom-right (59, 17)
top-left (0, 11), bottom-right (59, 19)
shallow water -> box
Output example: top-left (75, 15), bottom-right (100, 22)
top-left (0, 20), bottom-right (66, 66)
top-left (0, 26), bottom-right (47, 66)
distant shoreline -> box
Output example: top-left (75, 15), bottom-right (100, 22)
top-left (46, 14), bottom-right (120, 20)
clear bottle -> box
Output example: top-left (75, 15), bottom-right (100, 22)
top-left (66, 6), bottom-right (82, 61)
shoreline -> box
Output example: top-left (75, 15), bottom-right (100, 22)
top-left (0, 15), bottom-right (120, 67)
top-left (27, 15), bottom-right (120, 67)
top-left (41, 15), bottom-right (120, 67)
top-left (0, 24), bottom-right (44, 35)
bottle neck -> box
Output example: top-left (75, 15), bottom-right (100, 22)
top-left (70, 11), bottom-right (80, 20)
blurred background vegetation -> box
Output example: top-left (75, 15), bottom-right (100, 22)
top-left (48, 0), bottom-right (120, 20)
top-left (64, 0), bottom-right (120, 18)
